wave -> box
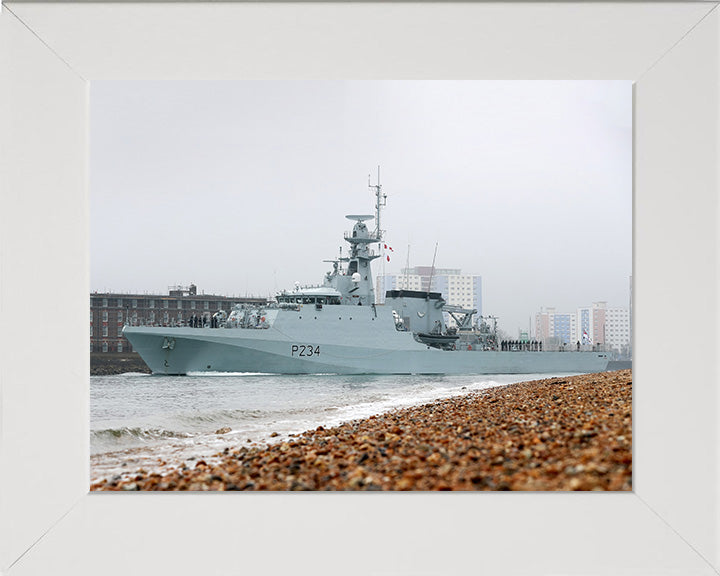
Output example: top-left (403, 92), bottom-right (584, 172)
top-left (92, 426), bottom-right (193, 443)
top-left (175, 408), bottom-right (268, 424)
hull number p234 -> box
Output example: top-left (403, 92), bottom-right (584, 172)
top-left (291, 344), bottom-right (320, 357)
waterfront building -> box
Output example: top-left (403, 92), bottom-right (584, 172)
top-left (90, 284), bottom-right (266, 353)
top-left (535, 301), bottom-right (631, 357)
top-left (605, 306), bottom-right (631, 357)
top-left (629, 275), bottom-right (633, 357)
top-left (553, 312), bottom-right (577, 348)
top-left (535, 307), bottom-right (577, 349)
top-left (577, 306), bottom-right (592, 345)
top-left (575, 302), bottom-right (607, 346)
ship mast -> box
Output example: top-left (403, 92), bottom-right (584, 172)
top-left (368, 166), bottom-right (387, 304)
top-left (427, 242), bottom-right (439, 298)
top-left (369, 166), bottom-right (386, 243)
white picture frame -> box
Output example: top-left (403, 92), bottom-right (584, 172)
top-left (1, 2), bottom-right (718, 575)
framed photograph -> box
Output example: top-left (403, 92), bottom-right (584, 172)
top-left (87, 78), bottom-right (632, 492)
top-left (1, 2), bottom-right (718, 574)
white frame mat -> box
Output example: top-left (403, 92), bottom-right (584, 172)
top-left (1, 2), bottom-right (718, 575)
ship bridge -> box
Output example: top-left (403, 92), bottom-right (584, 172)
top-left (277, 286), bottom-right (342, 305)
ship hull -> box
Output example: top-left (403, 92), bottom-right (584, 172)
top-left (123, 306), bottom-right (608, 375)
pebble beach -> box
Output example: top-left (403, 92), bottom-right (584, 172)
top-left (91, 369), bottom-right (632, 492)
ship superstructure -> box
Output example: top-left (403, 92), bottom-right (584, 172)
top-left (123, 175), bottom-right (608, 375)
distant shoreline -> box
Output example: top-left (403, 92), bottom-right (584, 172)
top-left (91, 352), bottom-right (151, 375)
top-left (92, 369), bottom-right (632, 491)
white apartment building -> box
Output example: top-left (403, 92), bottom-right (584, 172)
top-left (605, 306), bottom-right (631, 355)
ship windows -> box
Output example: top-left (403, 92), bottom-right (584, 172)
top-left (301, 297), bottom-right (331, 305)
top-left (278, 295), bottom-right (341, 306)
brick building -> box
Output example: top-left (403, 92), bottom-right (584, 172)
top-left (90, 284), bottom-right (266, 353)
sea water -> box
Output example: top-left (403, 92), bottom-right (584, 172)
top-left (90, 372), bottom-right (556, 484)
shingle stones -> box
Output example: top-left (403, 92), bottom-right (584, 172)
top-left (92, 370), bottom-right (632, 491)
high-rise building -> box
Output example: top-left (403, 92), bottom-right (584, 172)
top-left (553, 312), bottom-right (576, 347)
top-left (535, 307), bottom-right (577, 349)
top-left (605, 306), bottom-right (631, 356)
top-left (629, 275), bottom-right (633, 356)
top-left (576, 302), bottom-right (607, 346)
top-left (535, 301), bottom-right (631, 356)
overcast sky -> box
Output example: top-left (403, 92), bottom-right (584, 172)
top-left (91, 80), bottom-right (631, 335)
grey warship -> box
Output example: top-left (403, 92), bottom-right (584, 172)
top-left (123, 178), bottom-right (609, 376)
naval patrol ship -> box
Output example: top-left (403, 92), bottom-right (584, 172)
top-left (123, 177), bottom-right (609, 375)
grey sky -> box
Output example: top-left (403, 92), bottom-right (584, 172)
top-left (91, 80), bottom-right (631, 335)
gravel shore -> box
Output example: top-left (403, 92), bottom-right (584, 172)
top-left (92, 369), bottom-right (632, 491)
